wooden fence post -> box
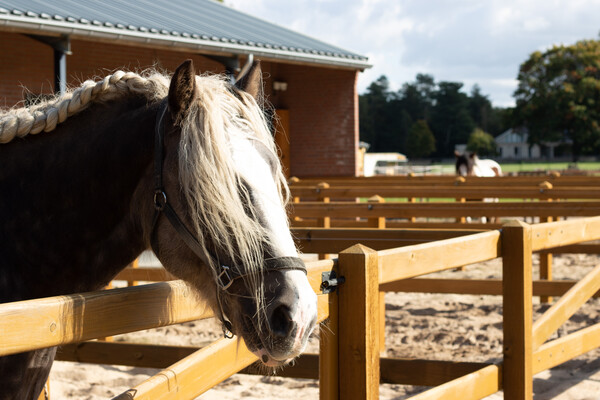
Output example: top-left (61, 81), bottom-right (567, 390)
top-left (502, 220), bottom-right (533, 400)
top-left (455, 176), bottom-right (467, 223)
top-left (367, 195), bottom-right (387, 353)
top-left (338, 244), bottom-right (380, 400)
top-left (539, 181), bottom-right (553, 303)
top-left (126, 258), bottom-right (140, 287)
top-left (317, 182), bottom-right (331, 260)
top-left (320, 284), bottom-right (339, 400)
top-left (367, 195), bottom-right (386, 229)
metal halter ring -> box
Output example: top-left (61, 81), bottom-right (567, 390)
top-left (153, 190), bottom-right (167, 211)
top-left (217, 265), bottom-right (235, 291)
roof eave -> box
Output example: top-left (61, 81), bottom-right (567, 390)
top-left (0, 15), bottom-right (372, 71)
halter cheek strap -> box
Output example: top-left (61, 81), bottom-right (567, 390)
top-left (149, 100), bottom-right (306, 337)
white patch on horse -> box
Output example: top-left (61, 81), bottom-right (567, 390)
top-left (230, 130), bottom-right (317, 362)
top-left (473, 158), bottom-right (502, 177)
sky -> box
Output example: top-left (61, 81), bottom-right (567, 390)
top-left (225, 0), bottom-right (600, 108)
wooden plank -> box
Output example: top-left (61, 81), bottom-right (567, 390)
top-left (126, 258), bottom-right (140, 287)
top-left (292, 218), bottom-right (504, 230)
top-left (316, 182), bottom-right (331, 260)
top-left (56, 341), bottom-right (199, 368)
top-left (291, 186), bottom-right (600, 200)
top-left (502, 220), bottom-right (533, 400)
top-left (320, 284), bottom-right (339, 400)
top-left (291, 201), bottom-right (600, 219)
top-left (407, 364), bottom-right (501, 400)
top-left (545, 242), bottom-right (600, 254)
top-left (57, 341), bottom-right (321, 379)
top-left (532, 263), bottom-right (600, 350)
top-left (539, 206), bottom-right (554, 303)
top-left (533, 322), bottom-right (600, 374)
top-left (290, 175), bottom-right (600, 187)
top-left (531, 216), bottom-right (600, 251)
top-left (379, 278), bottom-right (600, 298)
top-left (378, 230), bottom-right (501, 284)
top-left (57, 343), bottom-right (502, 388)
top-left (338, 244), bottom-right (380, 400)
top-left (113, 267), bottom-right (174, 282)
top-left (0, 281), bottom-right (212, 357)
top-left (112, 338), bottom-right (257, 400)
top-left (380, 358), bottom-right (492, 386)
top-left (294, 227), bottom-right (481, 254)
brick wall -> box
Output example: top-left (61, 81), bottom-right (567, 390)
top-left (264, 63), bottom-right (359, 177)
top-left (0, 33), bottom-right (359, 177)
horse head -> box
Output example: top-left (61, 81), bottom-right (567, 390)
top-left (149, 60), bottom-right (317, 367)
top-left (454, 150), bottom-right (476, 176)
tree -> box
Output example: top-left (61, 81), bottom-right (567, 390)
top-left (359, 75), bottom-right (399, 152)
top-left (467, 128), bottom-right (497, 156)
top-left (514, 40), bottom-right (600, 160)
top-left (430, 82), bottom-right (475, 156)
top-left (406, 120), bottom-right (436, 158)
top-left (398, 74), bottom-right (435, 122)
top-left (468, 84), bottom-right (493, 132)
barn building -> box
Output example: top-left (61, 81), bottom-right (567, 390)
top-left (0, 0), bottom-right (370, 177)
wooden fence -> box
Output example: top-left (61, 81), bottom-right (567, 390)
top-left (2, 217), bottom-right (599, 399)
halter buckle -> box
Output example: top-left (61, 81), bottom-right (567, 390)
top-left (153, 190), bottom-right (167, 211)
top-left (217, 265), bottom-right (235, 290)
top-left (222, 320), bottom-right (234, 339)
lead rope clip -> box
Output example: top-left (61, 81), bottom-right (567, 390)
top-left (222, 320), bottom-right (234, 339)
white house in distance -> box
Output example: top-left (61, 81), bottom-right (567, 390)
top-left (496, 128), bottom-right (541, 159)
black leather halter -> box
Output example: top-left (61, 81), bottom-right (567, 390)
top-left (149, 100), bottom-right (306, 336)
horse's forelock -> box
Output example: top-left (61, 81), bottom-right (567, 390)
top-left (177, 75), bottom-right (288, 323)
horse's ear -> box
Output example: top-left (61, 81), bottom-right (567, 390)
top-left (169, 60), bottom-right (198, 121)
top-left (235, 60), bottom-right (263, 101)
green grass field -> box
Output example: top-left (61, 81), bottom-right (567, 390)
top-left (418, 161), bottom-right (600, 175)
top-left (499, 161), bottom-right (600, 173)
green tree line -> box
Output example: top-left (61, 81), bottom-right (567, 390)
top-left (361, 38), bottom-right (600, 160)
top-left (359, 74), bottom-right (511, 158)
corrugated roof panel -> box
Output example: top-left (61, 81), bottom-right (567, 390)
top-left (0, 0), bottom-right (370, 68)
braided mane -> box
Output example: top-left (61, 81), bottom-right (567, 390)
top-left (0, 71), bottom-right (170, 144)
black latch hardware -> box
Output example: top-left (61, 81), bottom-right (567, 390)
top-left (321, 271), bottom-right (345, 294)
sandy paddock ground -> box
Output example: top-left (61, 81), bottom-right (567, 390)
top-left (50, 252), bottom-right (600, 399)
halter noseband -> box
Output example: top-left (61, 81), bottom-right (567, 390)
top-left (149, 99), bottom-right (306, 337)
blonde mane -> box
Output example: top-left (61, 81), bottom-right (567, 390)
top-left (0, 70), bottom-right (290, 321)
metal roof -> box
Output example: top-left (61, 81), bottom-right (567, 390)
top-left (0, 0), bottom-right (371, 70)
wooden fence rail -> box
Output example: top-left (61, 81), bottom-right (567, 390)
top-left (291, 185), bottom-right (600, 200)
top-left (0, 281), bottom-right (211, 357)
top-left (289, 174), bottom-right (600, 187)
top-left (291, 201), bottom-right (600, 220)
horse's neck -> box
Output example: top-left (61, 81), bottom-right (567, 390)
top-left (0, 97), bottom-right (157, 301)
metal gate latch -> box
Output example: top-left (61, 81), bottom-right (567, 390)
top-left (321, 271), bottom-right (345, 294)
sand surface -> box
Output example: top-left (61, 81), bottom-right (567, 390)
top-left (50, 253), bottom-right (600, 399)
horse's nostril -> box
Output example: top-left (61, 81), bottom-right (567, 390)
top-left (269, 305), bottom-right (294, 338)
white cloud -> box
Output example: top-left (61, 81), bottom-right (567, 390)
top-left (226, 0), bottom-right (600, 106)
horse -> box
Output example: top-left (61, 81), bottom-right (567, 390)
top-left (454, 151), bottom-right (502, 177)
top-left (454, 151), bottom-right (503, 223)
top-left (0, 59), bottom-right (317, 399)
